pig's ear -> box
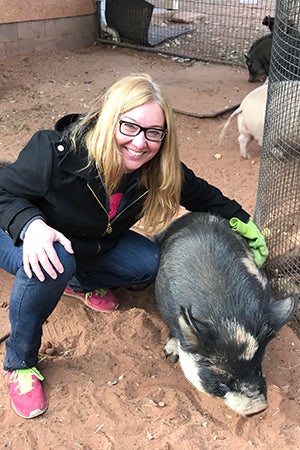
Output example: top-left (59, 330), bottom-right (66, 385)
top-left (268, 295), bottom-right (299, 331)
top-left (179, 307), bottom-right (199, 350)
top-left (179, 307), bottom-right (217, 351)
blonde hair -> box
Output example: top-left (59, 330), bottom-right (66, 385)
top-left (69, 73), bottom-right (182, 232)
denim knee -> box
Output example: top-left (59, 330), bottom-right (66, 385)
top-left (0, 229), bottom-right (23, 275)
top-left (53, 242), bottom-right (76, 281)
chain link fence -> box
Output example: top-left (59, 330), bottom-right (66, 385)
top-left (97, 1), bottom-right (276, 64)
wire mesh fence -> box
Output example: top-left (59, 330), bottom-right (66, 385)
top-left (254, 0), bottom-right (300, 299)
top-left (97, 0), bottom-right (276, 64)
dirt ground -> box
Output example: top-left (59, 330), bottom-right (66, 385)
top-left (0, 44), bottom-right (299, 450)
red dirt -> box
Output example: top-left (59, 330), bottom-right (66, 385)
top-left (0, 44), bottom-right (299, 449)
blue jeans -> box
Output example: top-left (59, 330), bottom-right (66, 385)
top-left (0, 229), bottom-right (160, 371)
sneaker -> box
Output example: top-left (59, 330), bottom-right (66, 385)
top-left (64, 286), bottom-right (119, 312)
top-left (7, 367), bottom-right (48, 419)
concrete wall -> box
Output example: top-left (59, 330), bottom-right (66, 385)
top-left (0, 0), bottom-right (97, 59)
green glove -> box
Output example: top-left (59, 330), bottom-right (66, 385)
top-left (229, 218), bottom-right (269, 268)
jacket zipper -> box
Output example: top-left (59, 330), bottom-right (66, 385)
top-left (87, 183), bottom-right (148, 236)
top-left (87, 183), bottom-right (112, 234)
top-left (110, 190), bottom-right (148, 227)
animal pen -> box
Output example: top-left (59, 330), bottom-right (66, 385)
top-left (254, 1), bottom-right (300, 303)
top-left (97, 2), bottom-right (300, 305)
top-left (97, 0), bottom-right (277, 63)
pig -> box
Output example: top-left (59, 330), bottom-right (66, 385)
top-left (219, 83), bottom-right (268, 159)
top-left (262, 16), bottom-right (297, 37)
top-left (154, 212), bottom-right (298, 416)
top-left (262, 16), bottom-right (275, 33)
top-left (245, 34), bottom-right (272, 83)
top-left (220, 80), bottom-right (300, 160)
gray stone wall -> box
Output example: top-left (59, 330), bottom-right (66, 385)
top-left (0, 14), bottom-right (97, 59)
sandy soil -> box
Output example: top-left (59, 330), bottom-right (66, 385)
top-left (0, 44), bottom-right (299, 450)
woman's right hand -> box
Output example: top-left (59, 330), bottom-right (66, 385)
top-left (22, 219), bottom-right (74, 281)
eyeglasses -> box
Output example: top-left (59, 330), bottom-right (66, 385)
top-left (119, 120), bottom-right (167, 142)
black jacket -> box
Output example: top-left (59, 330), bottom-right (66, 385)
top-left (0, 115), bottom-right (249, 266)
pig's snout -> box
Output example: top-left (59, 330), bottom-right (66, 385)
top-left (224, 370), bottom-right (269, 416)
top-left (248, 73), bottom-right (267, 83)
top-left (224, 382), bottom-right (268, 416)
top-left (225, 393), bottom-right (268, 416)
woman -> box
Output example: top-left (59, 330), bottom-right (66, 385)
top-left (0, 73), bottom-right (267, 419)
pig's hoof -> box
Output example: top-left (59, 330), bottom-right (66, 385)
top-left (241, 152), bottom-right (251, 159)
top-left (163, 337), bottom-right (179, 363)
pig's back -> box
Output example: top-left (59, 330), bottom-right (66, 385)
top-left (240, 84), bottom-right (268, 144)
top-left (155, 213), bottom-right (269, 328)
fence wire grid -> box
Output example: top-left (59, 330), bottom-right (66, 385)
top-left (254, 0), bottom-right (300, 299)
top-left (97, 1), bottom-right (276, 64)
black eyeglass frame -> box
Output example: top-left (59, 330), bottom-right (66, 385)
top-left (119, 120), bottom-right (167, 142)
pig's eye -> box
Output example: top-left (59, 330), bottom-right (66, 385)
top-left (226, 376), bottom-right (236, 388)
top-left (256, 369), bottom-right (263, 377)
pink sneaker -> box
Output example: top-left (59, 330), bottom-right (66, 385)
top-left (7, 367), bottom-right (48, 419)
top-left (64, 286), bottom-right (119, 312)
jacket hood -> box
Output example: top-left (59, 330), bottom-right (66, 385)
top-left (54, 113), bottom-right (83, 132)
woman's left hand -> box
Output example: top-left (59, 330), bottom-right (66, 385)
top-left (229, 217), bottom-right (269, 268)
top-left (23, 218), bottom-right (74, 281)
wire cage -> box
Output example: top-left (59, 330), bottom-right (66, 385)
top-left (97, 0), bottom-right (276, 64)
top-left (254, 0), bottom-right (300, 300)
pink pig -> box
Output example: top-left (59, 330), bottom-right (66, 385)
top-left (220, 83), bottom-right (268, 159)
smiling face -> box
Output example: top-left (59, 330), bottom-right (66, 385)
top-left (116, 101), bottom-right (166, 173)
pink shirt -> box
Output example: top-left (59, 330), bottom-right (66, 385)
top-left (109, 193), bottom-right (124, 219)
